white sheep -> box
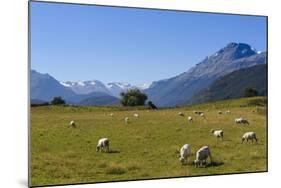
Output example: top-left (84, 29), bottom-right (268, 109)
top-left (242, 132), bottom-right (258, 143)
top-left (188, 116), bottom-right (193, 123)
top-left (200, 113), bottom-right (205, 118)
top-left (211, 129), bottom-right (224, 140)
top-left (194, 146), bottom-right (212, 167)
top-left (235, 118), bottom-right (249, 125)
top-left (96, 138), bottom-right (110, 152)
top-left (225, 110), bottom-right (231, 114)
top-left (125, 117), bottom-right (129, 124)
top-left (109, 113), bottom-right (114, 117)
top-left (178, 112), bottom-right (185, 117)
top-left (133, 113), bottom-right (139, 118)
top-left (69, 120), bottom-right (76, 128)
top-left (179, 144), bottom-right (191, 165)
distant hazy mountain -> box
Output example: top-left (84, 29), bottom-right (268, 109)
top-left (31, 70), bottom-right (142, 105)
top-left (30, 99), bottom-right (48, 105)
top-left (145, 43), bottom-right (267, 107)
top-left (189, 64), bottom-right (267, 104)
top-left (65, 91), bottom-right (120, 106)
top-left (79, 93), bottom-right (120, 106)
top-left (31, 70), bottom-right (76, 101)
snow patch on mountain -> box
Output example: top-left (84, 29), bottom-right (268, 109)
top-left (60, 82), bottom-right (71, 87)
top-left (137, 83), bottom-right (151, 90)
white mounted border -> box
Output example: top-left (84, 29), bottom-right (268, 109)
top-left (0, 0), bottom-right (280, 188)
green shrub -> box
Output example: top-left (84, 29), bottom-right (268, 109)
top-left (120, 89), bottom-right (147, 106)
top-left (50, 96), bottom-right (65, 105)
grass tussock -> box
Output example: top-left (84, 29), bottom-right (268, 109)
top-left (126, 162), bottom-right (141, 171)
top-left (105, 164), bottom-right (127, 175)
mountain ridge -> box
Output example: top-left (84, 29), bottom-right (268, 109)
top-left (31, 42), bottom-right (267, 107)
top-left (31, 70), bottom-right (76, 101)
top-left (144, 43), bottom-right (267, 107)
top-left (188, 64), bottom-right (267, 104)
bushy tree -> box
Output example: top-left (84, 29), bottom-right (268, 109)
top-left (120, 89), bottom-right (148, 106)
top-left (147, 101), bottom-right (158, 110)
top-left (50, 96), bottom-right (65, 105)
top-left (244, 88), bottom-right (258, 97)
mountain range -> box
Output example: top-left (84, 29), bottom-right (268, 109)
top-left (31, 70), bottom-right (76, 102)
top-left (31, 70), bottom-right (149, 105)
top-left (31, 42), bottom-right (267, 107)
top-left (145, 43), bottom-right (267, 106)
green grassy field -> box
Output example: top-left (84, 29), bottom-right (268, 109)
top-left (30, 97), bottom-right (267, 186)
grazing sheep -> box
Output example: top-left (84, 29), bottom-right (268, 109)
top-left (125, 117), bottom-right (129, 124)
top-left (178, 112), bottom-right (185, 117)
top-left (179, 144), bottom-right (191, 165)
top-left (200, 113), bottom-right (205, 118)
top-left (194, 146), bottom-right (212, 167)
top-left (69, 120), bottom-right (76, 128)
top-left (133, 113), bottom-right (139, 118)
top-left (194, 111), bottom-right (204, 115)
top-left (109, 113), bottom-right (114, 117)
top-left (241, 119), bottom-right (249, 125)
top-left (96, 138), bottom-right (110, 152)
top-left (225, 110), bottom-right (231, 114)
top-left (218, 111), bottom-right (223, 114)
top-left (235, 118), bottom-right (240, 124)
top-left (188, 116), bottom-right (193, 123)
top-left (242, 132), bottom-right (258, 143)
top-left (211, 129), bottom-right (224, 140)
top-left (235, 118), bottom-right (250, 125)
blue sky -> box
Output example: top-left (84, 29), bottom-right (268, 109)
top-left (30, 2), bottom-right (267, 85)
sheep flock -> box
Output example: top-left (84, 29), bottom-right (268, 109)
top-left (66, 107), bottom-right (262, 169)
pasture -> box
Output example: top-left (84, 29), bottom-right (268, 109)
top-left (30, 97), bottom-right (267, 186)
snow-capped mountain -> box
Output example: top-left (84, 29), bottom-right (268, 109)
top-left (60, 80), bottom-right (111, 95)
top-left (136, 83), bottom-right (151, 90)
top-left (60, 81), bottom-right (150, 98)
top-left (105, 82), bottom-right (135, 97)
top-left (145, 42), bottom-right (267, 107)
top-left (31, 70), bottom-right (121, 105)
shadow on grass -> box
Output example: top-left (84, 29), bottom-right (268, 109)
top-left (191, 161), bottom-right (224, 168)
top-left (206, 161), bottom-right (224, 167)
top-left (108, 150), bottom-right (120, 154)
top-left (242, 142), bottom-right (263, 145)
top-left (255, 142), bottom-right (264, 146)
